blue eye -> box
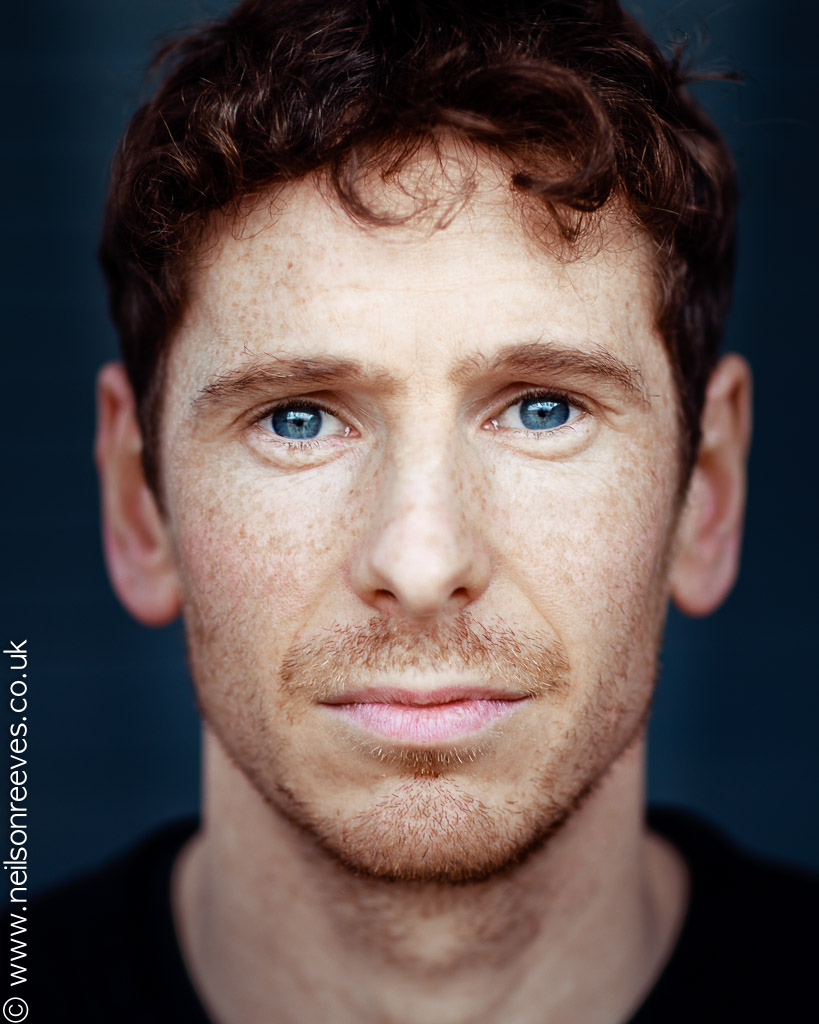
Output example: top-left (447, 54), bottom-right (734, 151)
top-left (270, 405), bottom-right (324, 439)
top-left (518, 398), bottom-right (571, 430)
top-left (494, 394), bottom-right (578, 433)
top-left (261, 404), bottom-right (350, 441)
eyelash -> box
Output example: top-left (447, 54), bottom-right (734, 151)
top-left (489, 388), bottom-right (587, 438)
top-left (251, 389), bottom-right (587, 449)
top-left (252, 399), bottom-right (352, 450)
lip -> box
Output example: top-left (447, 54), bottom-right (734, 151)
top-left (322, 686), bottom-right (531, 744)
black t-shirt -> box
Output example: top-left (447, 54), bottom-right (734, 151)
top-left (6, 808), bottom-right (817, 1022)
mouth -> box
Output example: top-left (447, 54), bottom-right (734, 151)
top-left (321, 686), bottom-right (532, 744)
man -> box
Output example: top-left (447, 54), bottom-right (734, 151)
top-left (14, 1), bottom-right (817, 1021)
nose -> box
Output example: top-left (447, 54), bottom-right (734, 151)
top-left (350, 443), bottom-right (491, 619)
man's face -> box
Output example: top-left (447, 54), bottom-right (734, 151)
top-left (157, 159), bottom-right (683, 882)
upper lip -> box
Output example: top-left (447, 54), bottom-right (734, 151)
top-left (321, 685), bottom-right (530, 706)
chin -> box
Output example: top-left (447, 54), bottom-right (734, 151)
top-left (274, 772), bottom-right (594, 885)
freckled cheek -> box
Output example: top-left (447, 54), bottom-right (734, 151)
top-left (169, 469), bottom-right (354, 632)
top-left (487, 457), bottom-right (675, 642)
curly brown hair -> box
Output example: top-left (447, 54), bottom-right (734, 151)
top-left (100, 0), bottom-right (736, 493)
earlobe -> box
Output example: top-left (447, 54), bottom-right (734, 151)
top-left (94, 363), bottom-right (182, 626)
top-left (670, 354), bottom-right (753, 618)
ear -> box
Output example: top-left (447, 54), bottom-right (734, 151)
top-left (670, 354), bottom-right (752, 617)
top-left (94, 363), bottom-right (182, 626)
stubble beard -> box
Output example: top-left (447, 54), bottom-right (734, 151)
top-left (193, 613), bottom-right (657, 885)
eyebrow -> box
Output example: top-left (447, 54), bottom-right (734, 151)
top-left (449, 341), bottom-right (648, 405)
top-left (192, 355), bottom-right (401, 414)
top-left (192, 340), bottom-right (648, 414)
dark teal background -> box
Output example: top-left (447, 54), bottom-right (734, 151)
top-left (2, 1), bottom-right (817, 893)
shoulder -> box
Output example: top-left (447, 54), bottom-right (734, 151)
top-left (634, 807), bottom-right (819, 1023)
top-left (650, 805), bottom-right (819, 922)
top-left (2, 819), bottom-right (206, 1024)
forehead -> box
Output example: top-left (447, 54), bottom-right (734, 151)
top-left (175, 156), bottom-right (668, 393)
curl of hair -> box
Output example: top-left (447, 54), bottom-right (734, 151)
top-left (100, 0), bottom-right (737, 492)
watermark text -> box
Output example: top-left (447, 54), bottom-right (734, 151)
top-left (5, 640), bottom-right (29, 1021)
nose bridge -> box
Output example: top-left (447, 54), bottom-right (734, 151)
top-left (390, 442), bottom-right (467, 548)
top-left (352, 433), bottom-right (489, 617)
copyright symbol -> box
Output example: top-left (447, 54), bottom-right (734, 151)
top-left (2, 997), bottom-right (28, 1021)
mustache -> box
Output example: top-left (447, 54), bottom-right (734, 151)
top-left (279, 613), bottom-right (570, 703)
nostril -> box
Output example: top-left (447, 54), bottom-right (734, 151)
top-left (349, 489), bottom-right (492, 617)
top-left (371, 588), bottom-right (401, 614)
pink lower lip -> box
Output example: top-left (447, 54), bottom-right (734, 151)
top-left (326, 698), bottom-right (528, 744)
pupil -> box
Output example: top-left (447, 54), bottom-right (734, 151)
top-left (271, 405), bottom-right (323, 439)
top-left (519, 398), bottom-right (570, 430)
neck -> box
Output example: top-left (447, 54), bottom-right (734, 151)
top-left (174, 731), bottom-right (687, 1024)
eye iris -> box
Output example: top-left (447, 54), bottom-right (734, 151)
top-left (519, 398), bottom-right (570, 430)
top-left (271, 405), bottom-right (323, 439)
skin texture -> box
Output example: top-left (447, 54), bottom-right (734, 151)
top-left (95, 152), bottom-right (751, 1023)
